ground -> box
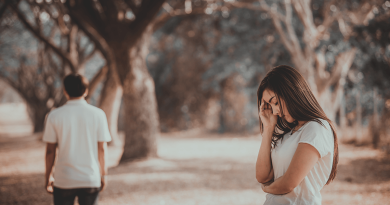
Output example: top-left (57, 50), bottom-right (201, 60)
top-left (1, 128), bottom-right (390, 205)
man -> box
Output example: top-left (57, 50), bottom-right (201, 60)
top-left (43, 73), bottom-right (111, 205)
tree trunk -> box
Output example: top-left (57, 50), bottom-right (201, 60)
top-left (372, 87), bottom-right (380, 148)
top-left (99, 69), bottom-right (122, 146)
top-left (218, 88), bottom-right (226, 134)
top-left (120, 26), bottom-right (159, 161)
top-left (339, 88), bottom-right (347, 129)
top-left (356, 88), bottom-right (362, 142)
top-left (27, 102), bottom-right (50, 133)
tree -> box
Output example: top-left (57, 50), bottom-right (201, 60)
top-left (352, 2), bottom-right (390, 146)
top-left (62, 0), bottom-right (239, 160)
top-left (0, 0), bottom-right (104, 132)
top-left (227, 0), bottom-right (382, 123)
top-left (150, 2), bottom-right (292, 133)
top-left (57, 0), bottom-right (166, 161)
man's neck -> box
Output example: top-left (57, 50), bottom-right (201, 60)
top-left (68, 97), bottom-right (85, 101)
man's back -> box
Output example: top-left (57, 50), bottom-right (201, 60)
top-left (43, 99), bottom-right (111, 189)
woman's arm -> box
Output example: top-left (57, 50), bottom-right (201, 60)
top-left (256, 100), bottom-right (277, 183)
top-left (256, 128), bottom-right (275, 183)
top-left (262, 143), bottom-right (320, 195)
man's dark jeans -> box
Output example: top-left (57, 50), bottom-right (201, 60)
top-left (53, 187), bottom-right (100, 205)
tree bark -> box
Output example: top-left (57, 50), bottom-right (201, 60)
top-left (26, 101), bottom-right (50, 133)
top-left (63, 0), bottom-right (166, 161)
top-left (98, 69), bottom-right (122, 146)
top-left (356, 88), bottom-right (362, 142)
top-left (371, 87), bottom-right (380, 147)
top-left (120, 26), bottom-right (159, 161)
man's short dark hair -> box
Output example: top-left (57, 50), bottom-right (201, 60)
top-left (63, 73), bottom-right (89, 97)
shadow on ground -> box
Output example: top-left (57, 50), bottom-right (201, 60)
top-left (104, 158), bottom-right (258, 193)
top-left (336, 157), bottom-right (390, 184)
top-left (0, 173), bottom-right (52, 205)
top-left (1, 133), bottom-right (390, 205)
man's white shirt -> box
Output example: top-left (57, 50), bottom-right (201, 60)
top-left (43, 99), bottom-right (111, 188)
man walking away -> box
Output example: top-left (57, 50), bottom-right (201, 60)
top-left (43, 73), bottom-right (111, 205)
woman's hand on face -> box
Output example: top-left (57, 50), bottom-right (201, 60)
top-left (259, 100), bottom-right (277, 131)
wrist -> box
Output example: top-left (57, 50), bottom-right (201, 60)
top-left (262, 127), bottom-right (274, 134)
top-left (45, 174), bottom-right (50, 182)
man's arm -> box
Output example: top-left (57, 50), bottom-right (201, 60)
top-left (262, 143), bottom-right (320, 195)
top-left (98, 141), bottom-right (107, 191)
top-left (45, 143), bottom-right (57, 194)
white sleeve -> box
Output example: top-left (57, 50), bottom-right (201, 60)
top-left (298, 120), bottom-right (334, 158)
top-left (97, 110), bottom-right (112, 142)
top-left (42, 113), bottom-right (57, 143)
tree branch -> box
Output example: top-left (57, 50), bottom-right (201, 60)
top-left (86, 65), bottom-right (108, 100)
top-left (152, 4), bottom-right (228, 32)
top-left (318, 48), bottom-right (357, 95)
top-left (125, 0), bottom-right (166, 44)
top-left (284, 0), bottom-right (302, 53)
top-left (293, 0), bottom-right (317, 40)
top-left (0, 0), bottom-right (10, 20)
top-left (0, 68), bottom-right (18, 91)
top-left (98, 0), bottom-right (119, 22)
top-left (124, 0), bottom-right (139, 15)
top-left (79, 47), bottom-right (97, 69)
top-left (9, 1), bottom-right (77, 73)
top-left (65, 0), bottom-right (106, 38)
top-left (64, 1), bottom-right (113, 67)
top-left (230, 0), bottom-right (286, 21)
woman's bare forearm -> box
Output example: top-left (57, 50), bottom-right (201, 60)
top-left (256, 128), bottom-right (274, 183)
top-left (263, 176), bottom-right (292, 195)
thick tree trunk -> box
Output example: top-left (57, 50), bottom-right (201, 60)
top-left (318, 89), bottom-right (338, 122)
top-left (27, 102), bottom-right (50, 133)
top-left (356, 88), bottom-right (362, 142)
top-left (120, 26), bottom-right (159, 161)
top-left (372, 87), bottom-right (380, 148)
top-left (99, 69), bottom-right (122, 146)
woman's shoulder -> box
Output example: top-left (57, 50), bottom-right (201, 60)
top-left (304, 119), bottom-right (331, 133)
top-left (299, 119), bottom-right (334, 158)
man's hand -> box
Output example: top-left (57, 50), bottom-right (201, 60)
top-left (100, 175), bottom-right (106, 192)
top-left (45, 177), bottom-right (54, 194)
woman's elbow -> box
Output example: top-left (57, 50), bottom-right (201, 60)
top-left (256, 174), bottom-right (269, 184)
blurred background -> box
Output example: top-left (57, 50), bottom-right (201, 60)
top-left (1, 0), bottom-right (390, 204)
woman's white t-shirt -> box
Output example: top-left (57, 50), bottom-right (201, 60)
top-left (263, 119), bottom-right (334, 205)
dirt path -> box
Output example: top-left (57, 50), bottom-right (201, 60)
top-left (1, 131), bottom-right (389, 205)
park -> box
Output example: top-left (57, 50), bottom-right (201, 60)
top-left (1, 0), bottom-right (390, 204)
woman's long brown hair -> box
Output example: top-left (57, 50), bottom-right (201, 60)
top-left (257, 65), bottom-right (339, 185)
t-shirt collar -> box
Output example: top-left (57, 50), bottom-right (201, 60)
top-left (66, 99), bottom-right (87, 105)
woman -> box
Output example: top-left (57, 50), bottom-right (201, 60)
top-left (256, 65), bottom-right (338, 205)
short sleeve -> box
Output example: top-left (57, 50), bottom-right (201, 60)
top-left (298, 120), bottom-right (334, 158)
top-left (97, 110), bottom-right (112, 142)
top-left (42, 113), bottom-right (57, 143)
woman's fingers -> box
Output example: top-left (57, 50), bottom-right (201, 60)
top-left (260, 101), bottom-right (272, 119)
top-left (259, 101), bottom-right (265, 116)
top-left (262, 101), bottom-right (270, 112)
